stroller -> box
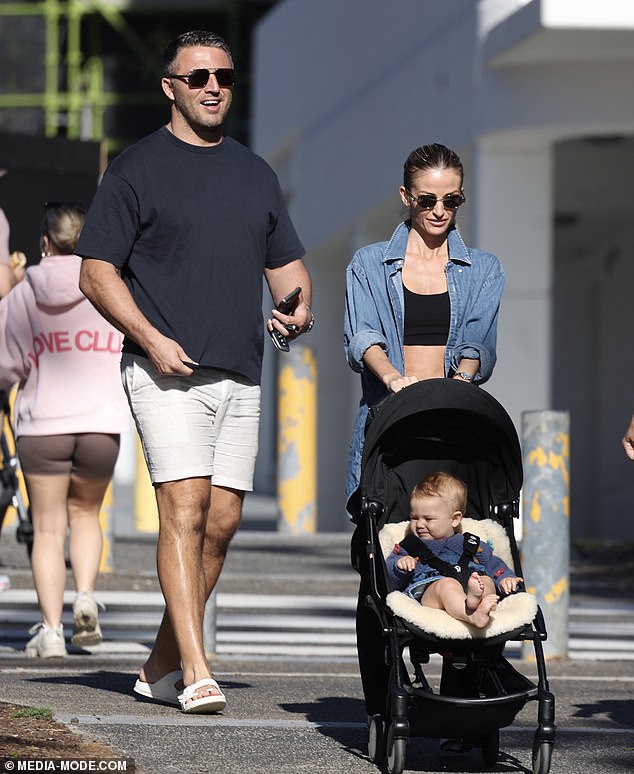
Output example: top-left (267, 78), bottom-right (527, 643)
top-left (350, 379), bottom-right (555, 774)
top-left (0, 389), bottom-right (33, 553)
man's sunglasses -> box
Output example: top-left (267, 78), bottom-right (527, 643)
top-left (408, 191), bottom-right (465, 210)
top-left (167, 68), bottom-right (236, 89)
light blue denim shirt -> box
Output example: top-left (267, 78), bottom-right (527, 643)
top-left (343, 220), bottom-right (504, 510)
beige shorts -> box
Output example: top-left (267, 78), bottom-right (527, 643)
top-left (121, 354), bottom-right (260, 488)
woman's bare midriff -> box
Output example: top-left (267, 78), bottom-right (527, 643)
top-left (404, 344), bottom-right (445, 380)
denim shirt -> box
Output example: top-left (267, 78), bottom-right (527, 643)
top-left (343, 220), bottom-right (504, 510)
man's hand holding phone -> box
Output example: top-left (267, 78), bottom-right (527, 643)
top-left (268, 286), bottom-right (302, 352)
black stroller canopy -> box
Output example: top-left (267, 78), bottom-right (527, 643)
top-left (355, 379), bottom-right (523, 526)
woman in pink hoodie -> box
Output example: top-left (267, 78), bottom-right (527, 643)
top-left (0, 202), bottom-right (130, 658)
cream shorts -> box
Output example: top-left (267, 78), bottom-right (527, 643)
top-left (121, 354), bottom-right (260, 488)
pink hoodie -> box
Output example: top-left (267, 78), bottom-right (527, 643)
top-left (0, 253), bottom-right (130, 437)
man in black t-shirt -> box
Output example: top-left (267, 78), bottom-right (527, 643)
top-left (77, 30), bottom-right (313, 714)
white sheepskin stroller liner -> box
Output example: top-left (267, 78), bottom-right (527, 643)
top-left (380, 518), bottom-right (538, 640)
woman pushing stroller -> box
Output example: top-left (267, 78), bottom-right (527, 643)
top-left (386, 472), bottom-right (523, 628)
top-left (345, 142), bottom-right (505, 715)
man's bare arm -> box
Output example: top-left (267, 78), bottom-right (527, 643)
top-left (79, 258), bottom-right (195, 375)
top-left (264, 258), bottom-right (313, 337)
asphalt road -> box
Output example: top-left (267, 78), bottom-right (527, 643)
top-left (1, 530), bottom-right (633, 773)
top-left (0, 655), bottom-right (632, 773)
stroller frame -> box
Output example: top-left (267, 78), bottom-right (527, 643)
top-left (351, 380), bottom-right (556, 774)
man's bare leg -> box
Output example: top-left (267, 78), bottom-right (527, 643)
top-left (139, 476), bottom-right (211, 692)
top-left (139, 482), bottom-right (243, 692)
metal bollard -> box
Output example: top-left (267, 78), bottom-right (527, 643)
top-left (521, 410), bottom-right (570, 660)
top-left (203, 588), bottom-right (217, 657)
top-left (134, 435), bottom-right (159, 533)
top-left (277, 344), bottom-right (317, 534)
top-left (98, 482), bottom-right (114, 574)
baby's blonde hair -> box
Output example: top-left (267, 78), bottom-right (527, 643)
top-left (411, 472), bottom-right (468, 515)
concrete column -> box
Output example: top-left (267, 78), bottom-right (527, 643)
top-left (277, 344), bottom-right (317, 534)
top-left (469, 138), bottom-right (554, 431)
top-left (521, 409), bottom-right (570, 660)
top-left (134, 436), bottom-right (159, 533)
top-left (98, 483), bottom-right (114, 573)
top-left (203, 589), bottom-right (217, 657)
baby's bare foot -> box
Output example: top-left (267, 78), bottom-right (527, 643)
top-left (470, 593), bottom-right (498, 628)
top-left (465, 572), bottom-right (485, 613)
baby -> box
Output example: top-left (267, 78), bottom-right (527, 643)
top-left (385, 472), bottom-right (523, 628)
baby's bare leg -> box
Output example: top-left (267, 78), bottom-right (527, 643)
top-left (465, 572), bottom-right (485, 612)
top-left (422, 576), bottom-right (498, 628)
top-left (466, 572), bottom-right (496, 606)
top-left (469, 594), bottom-right (498, 627)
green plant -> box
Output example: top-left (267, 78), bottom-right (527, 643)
top-left (12, 706), bottom-right (52, 720)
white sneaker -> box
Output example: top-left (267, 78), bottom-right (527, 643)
top-left (25, 623), bottom-right (67, 658)
top-left (72, 592), bottom-right (104, 647)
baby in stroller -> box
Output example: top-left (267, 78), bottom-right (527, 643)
top-left (386, 472), bottom-right (523, 628)
top-left (351, 379), bottom-right (555, 774)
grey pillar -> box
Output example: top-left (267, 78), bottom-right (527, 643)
top-left (521, 410), bottom-right (570, 660)
top-left (203, 589), bottom-right (217, 656)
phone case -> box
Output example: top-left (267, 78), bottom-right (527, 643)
top-left (268, 287), bottom-right (301, 352)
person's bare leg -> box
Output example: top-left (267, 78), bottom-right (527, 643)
top-left (67, 475), bottom-right (110, 593)
top-left (422, 576), bottom-right (498, 628)
top-left (151, 477), bottom-right (211, 690)
top-left (469, 593), bottom-right (498, 627)
top-left (465, 572), bottom-right (485, 613)
top-left (139, 480), bottom-right (242, 699)
top-left (26, 473), bottom-right (71, 629)
top-left (201, 484), bottom-right (244, 594)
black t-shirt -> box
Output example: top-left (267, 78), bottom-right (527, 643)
top-left (76, 128), bottom-right (305, 384)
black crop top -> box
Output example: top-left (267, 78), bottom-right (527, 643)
top-left (403, 285), bottom-right (450, 346)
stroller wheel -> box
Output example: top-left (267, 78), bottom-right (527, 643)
top-left (481, 729), bottom-right (499, 765)
top-left (386, 735), bottom-right (407, 774)
top-left (532, 735), bottom-right (553, 774)
top-left (367, 714), bottom-right (386, 763)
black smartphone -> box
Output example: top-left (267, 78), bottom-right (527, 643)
top-left (269, 287), bottom-right (301, 352)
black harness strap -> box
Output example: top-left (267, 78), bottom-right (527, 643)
top-left (398, 532), bottom-right (481, 592)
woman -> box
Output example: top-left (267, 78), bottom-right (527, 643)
top-left (0, 202), bottom-right (130, 657)
top-left (344, 143), bottom-right (504, 514)
top-left (344, 143), bottom-right (504, 718)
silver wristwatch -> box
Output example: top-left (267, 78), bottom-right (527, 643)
top-left (304, 309), bottom-right (315, 333)
top-left (456, 372), bottom-right (473, 382)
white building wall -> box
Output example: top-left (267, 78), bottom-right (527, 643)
top-left (253, 0), bottom-right (634, 537)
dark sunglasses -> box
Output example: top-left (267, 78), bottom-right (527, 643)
top-left (167, 67), bottom-right (235, 89)
top-left (408, 191), bottom-right (465, 210)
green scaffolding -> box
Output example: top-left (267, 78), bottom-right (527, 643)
top-left (0, 0), bottom-right (244, 154)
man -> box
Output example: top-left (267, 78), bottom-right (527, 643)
top-left (77, 30), bottom-right (312, 714)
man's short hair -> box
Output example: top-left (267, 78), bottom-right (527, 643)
top-left (163, 30), bottom-right (233, 75)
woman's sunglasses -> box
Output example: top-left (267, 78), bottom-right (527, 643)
top-left (167, 68), bottom-right (236, 89)
top-left (408, 191), bottom-right (465, 210)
